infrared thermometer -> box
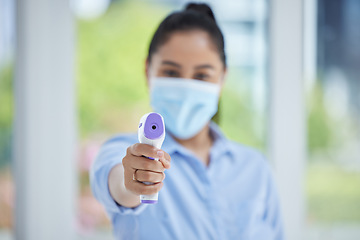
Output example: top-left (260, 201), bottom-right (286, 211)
top-left (137, 112), bottom-right (165, 204)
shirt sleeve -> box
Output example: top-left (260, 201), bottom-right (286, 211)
top-left (89, 135), bottom-right (148, 217)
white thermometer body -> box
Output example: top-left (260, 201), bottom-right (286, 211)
top-left (137, 112), bottom-right (165, 204)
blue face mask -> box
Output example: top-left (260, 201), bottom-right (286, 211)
top-left (150, 77), bottom-right (220, 139)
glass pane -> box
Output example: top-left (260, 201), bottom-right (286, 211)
top-left (0, 0), bottom-right (14, 238)
top-left (306, 0), bottom-right (360, 239)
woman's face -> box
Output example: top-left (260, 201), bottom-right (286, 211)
top-left (146, 30), bottom-right (226, 85)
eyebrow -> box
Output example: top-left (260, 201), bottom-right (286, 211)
top-left (161, 60), bottom-right (215, 70)
top-left (194, 64), bottom-right (214, 70)
top-left (162, 60), bottom-right (181, 68)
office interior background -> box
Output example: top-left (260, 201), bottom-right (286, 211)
top-left (0, 0), bottom-right (359, 239)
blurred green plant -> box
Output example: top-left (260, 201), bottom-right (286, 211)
top-left (0, 65), bottom-right (13, 168)
top-left (219, 86), bottom-right (265, 150)
top-left (77, 0), bottom-right (170, 137)
top-left (307, 82), bottom-right (336, 156)
top-left (307, 164), bottom-right (360, 222)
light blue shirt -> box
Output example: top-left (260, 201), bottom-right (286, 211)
top-left (90, 122), bottom-right (284, 240)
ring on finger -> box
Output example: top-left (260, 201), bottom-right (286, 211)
top-left (133, 169), bottom-right (138, 181)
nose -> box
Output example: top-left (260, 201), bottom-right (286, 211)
top-left (181, 68), bottom-right (195, 80)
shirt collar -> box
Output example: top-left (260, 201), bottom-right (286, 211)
top-left (162, 121), bottom-right (233, 159)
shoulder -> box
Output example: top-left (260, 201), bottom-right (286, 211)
top-left (211, 122), bottom-right (271, 172)
top-left (228, 140), bottom-right (267, 161)
top-left (226, 140), bottom-right (278, 199)
top-left (226, 140), bottom-right (272, 173)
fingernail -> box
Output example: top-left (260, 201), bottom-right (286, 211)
top-left (157, 151), bottom-right (164, 157)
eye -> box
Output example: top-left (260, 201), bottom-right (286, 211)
top-left (194, 73), bottom-right (209, 81)
top-left (163, 69), bottom-right (180, 78)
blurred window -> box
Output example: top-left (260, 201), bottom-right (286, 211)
top-left (306, 0), bottom-right (360, 238)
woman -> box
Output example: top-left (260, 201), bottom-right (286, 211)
top-left (91, 3), bottom-right (284, 240)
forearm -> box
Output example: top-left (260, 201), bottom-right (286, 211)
top-left (108, 163), bottom-right (141, 208)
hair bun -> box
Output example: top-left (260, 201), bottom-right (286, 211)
top-left (185, 3), bottom-right (216, 22)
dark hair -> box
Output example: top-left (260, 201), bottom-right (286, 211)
top-left (147, 2), bottom-right (226, 67)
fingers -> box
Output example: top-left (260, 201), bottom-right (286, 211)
top-left (134, 169), bottom-right (165, 183)
top-left (126, 143), bottom-right (171, 169)
top-left (122, 143), bottom-right (171, 195)
top-left (124, 155), bottom-right (165, 173)
top-left (124, 168), bottom-right (164, 195)
top-left (157, 150), bottom-right (171, 169)
top-left (128, 143), bottom-right (161, 158)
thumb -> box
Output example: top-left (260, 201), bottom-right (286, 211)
top-left (156, 150), bottom-right (171, 169)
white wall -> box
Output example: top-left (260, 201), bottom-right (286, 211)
top-left (14, 0), bottom-right (77, 239)
top-left (269, 0), bottom-right (306, 239)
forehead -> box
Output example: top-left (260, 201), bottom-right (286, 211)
top-left (152, 30), bottom-right (222, 66)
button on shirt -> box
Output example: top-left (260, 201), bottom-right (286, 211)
top-left (90, 122), bottom-right (284, 240)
